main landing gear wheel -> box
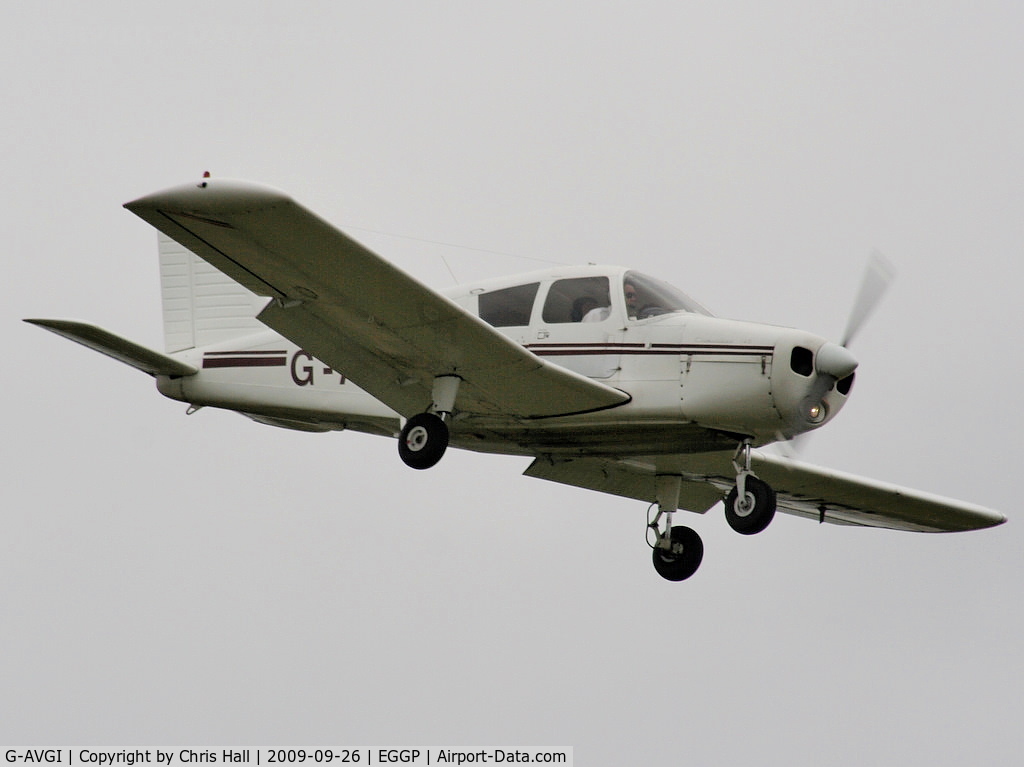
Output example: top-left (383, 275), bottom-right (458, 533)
top-left (398, 412), bottom-right (449, 470)
top-left (725, 475), bottom-right (777, 535)
top-left (652, 526), bottom-right (704, 582)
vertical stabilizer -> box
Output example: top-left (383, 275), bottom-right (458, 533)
top-left (158, 233), bottom-right (268, 352)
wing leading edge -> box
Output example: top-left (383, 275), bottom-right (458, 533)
top-left (525, 451), bottom-right (1005, 532)
top-left (125, 178), bottom-right (629, 420)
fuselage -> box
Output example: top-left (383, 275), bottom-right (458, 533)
top-left (155, 264), bottom-right (854, 457)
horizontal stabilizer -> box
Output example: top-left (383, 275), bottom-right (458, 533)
top-left (24, 319), bottom-right (198, 377)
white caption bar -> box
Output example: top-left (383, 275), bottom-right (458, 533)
top-left (3, 749), bottom-right (573, 767)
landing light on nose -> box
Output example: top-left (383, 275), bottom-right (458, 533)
top-left (815, 343), bottom-right (858, 380)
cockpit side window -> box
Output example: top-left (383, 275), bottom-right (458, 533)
top-left (477, 282), bottom-right (540, 327)
top-left (541, 276), bottom-right (612, 323)
top-left (623, 271), bottom-right (712, 319)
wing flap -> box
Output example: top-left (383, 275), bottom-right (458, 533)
top-left (126, 179), bottom-right (629, 419)
top-left (524, 457), bottom-right (725, 513)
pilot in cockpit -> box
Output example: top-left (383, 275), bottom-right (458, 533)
top-left (624, 280), bottom-right (640, 318)
top-left (623, 277), bottom-right (673, 319)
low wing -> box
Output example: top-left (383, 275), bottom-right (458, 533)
top-left (125, 179), bottom-right (629, 420)
top-left (747, 452), bottom-right (1005, 532)
top-left (525, 451), bottom-right (1005, 532)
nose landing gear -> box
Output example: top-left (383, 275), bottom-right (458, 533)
top-left (725, 440), bottom-right (777, 535)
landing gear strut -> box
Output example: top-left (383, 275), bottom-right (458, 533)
top-left (725, 440), bottom-right (776, 535)
top-left (647, 474), bottom-right (704, 581)
top-left (397, 375), bottom-right (461, 470)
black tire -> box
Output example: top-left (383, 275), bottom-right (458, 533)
top-left (725, 475), bottom-right (777, 535)
top-left (652, 526), bottom-right (704, 581)
top-left (398, 413), bottom-right (449, 470)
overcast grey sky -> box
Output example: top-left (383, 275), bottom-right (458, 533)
top-left (3, 2), bottom-right (1022, 763)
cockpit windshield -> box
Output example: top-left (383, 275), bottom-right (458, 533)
top-left (622, 271), bottom-right (712, 319)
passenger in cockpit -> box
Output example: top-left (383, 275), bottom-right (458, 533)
top-left (571, 296), bottom-right (599, 321)
top-left (573, 295), bottom-right (610, 323)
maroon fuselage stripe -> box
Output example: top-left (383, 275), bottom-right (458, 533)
top-left (525, 343), bottom-right (774, 357)
top-left (204, 350), bottom-right (288, 355)
top-left (203, 357), bottom-right (287, 369)
top-left (531, 349), bottom-right (770, 356)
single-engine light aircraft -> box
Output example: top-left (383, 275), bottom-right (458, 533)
top-left (27, 176), bottom-right (1005, 581)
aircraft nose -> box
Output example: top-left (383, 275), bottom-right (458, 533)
top-left (816, 342), bottom-right (858, 380)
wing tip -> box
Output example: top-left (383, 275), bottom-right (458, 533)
top-left (978, 510), bottom-right (1008, 529)
top-left (124, 177), bottom-right (291, 216)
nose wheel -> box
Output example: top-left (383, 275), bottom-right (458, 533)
top-left (725, 476), bottom-right (776, 534)
top-left (725, 441), bottom-right (777, 534)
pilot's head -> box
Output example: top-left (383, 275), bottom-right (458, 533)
top-left (624, 282), bottom-right (639, 317)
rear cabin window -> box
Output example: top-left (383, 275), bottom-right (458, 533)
top-left (541, 276), bottom-right (612, 323)
top-left (478, 282), bottom-right (540, 327)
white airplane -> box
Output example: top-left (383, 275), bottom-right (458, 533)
top-left (27, 176), bottom-right (1005, 581)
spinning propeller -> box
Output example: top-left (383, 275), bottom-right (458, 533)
top-left (784, 250), bottom-right (895, 454)
top-left (841, 249), bottom-right (897, 349)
